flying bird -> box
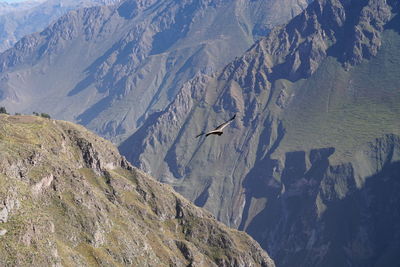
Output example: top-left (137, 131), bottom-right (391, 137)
top-left (195, 114), bottom-right (236, 138)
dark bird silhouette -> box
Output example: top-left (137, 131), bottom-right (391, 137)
top-left (196, 114), bottom-right (236, 138)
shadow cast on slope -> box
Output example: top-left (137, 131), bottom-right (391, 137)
top-left (243, 152), bottom-right (400, 267)
top-left (68, 36), bottom-right (133, 97)
top-left (385, 13), bottom-right (400, 34)
top-left (150, 1), bottom-right (198, 55)
top-left (238, 117), bottom-right (285, 230)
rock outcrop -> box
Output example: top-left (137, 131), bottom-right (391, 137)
top-left (0, 114), bottom-right (274, 267)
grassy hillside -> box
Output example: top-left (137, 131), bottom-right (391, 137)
top-left (278, 30), bottom-right (400, 162)
top-left (0, 114), bottom-right (274, 266)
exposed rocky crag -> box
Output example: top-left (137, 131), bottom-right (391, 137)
top-left (0, 0), bottom-right (118, 52)
top-left (0, 0), bottom-right (310, 143)
top-left (0, 114), bottom-right (274, 267)
top-left (120, 0), bottom-right (400, 265)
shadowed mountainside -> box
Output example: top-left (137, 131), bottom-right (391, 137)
top-left (243, 134), bottom-right (400, 267)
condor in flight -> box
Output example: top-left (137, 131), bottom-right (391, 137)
top-left (195, 114), bottom-right (236, 138)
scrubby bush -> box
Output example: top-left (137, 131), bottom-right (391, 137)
top-left (40, 113), bottom-right (51, 119)
top-left (32, 111), bottom-right (51, 119)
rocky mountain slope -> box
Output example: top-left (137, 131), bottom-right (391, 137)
top-left (120, 0), bottom-right (400, 265)
top-left (0, 0), bottom-right (118, 52)
top-left (0, 114), bottom-right (275, 267)
top-left (0, 0), bottom-right (310, 143)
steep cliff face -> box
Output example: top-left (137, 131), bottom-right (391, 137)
top-left (120, 0), bottom-right (400, 265)
top-left (0, 0), bottom-right (118, 52)
top-left (0, 0), bottom-right (309, 143)
top-left (0, 114), bottom-right (274, 267)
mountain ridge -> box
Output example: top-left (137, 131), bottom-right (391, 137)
top-left (0, 0), bottom-right (119, 52)
top-left (119, 0), bottom-right (400, 265)
top-left (0, 0), bottom-right (310, 142)
top-left (0, 114), bottom-right (275, 267)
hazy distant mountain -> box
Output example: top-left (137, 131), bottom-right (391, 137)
top-left (0, 114), bottom-right (275, 266)
top-left (0, 1), bottom-right (43, 16)
top-left (0, 0), bottom-right (118, 52)
top-left (0, 0), bottom-right (310, 143)
top-left (120, 0), bottom-right (400, 265)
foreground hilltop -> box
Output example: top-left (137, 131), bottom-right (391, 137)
top-left (0, 114), bottom-right (274, 267)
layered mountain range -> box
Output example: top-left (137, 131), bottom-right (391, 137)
top-left (1, 0), bottom-right (399, 265)
top-left (120, 0), bottom-right (400, 265)
top-left (0, 0), bottom-right (310, 143)
top-left (0, 0), bottom-right (118, 52)
top-left (0, 114), bottom-right (274, 267)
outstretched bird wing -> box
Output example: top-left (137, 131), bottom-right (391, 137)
top-left (195, 114), bottom-right (236, 138)
top-left (214, 114), bottom-right (236, 131)
top-left (195, 132), bottom-right (205, 138)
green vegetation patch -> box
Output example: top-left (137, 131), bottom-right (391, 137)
top-left (276, 30), bottom-right (400, 162)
